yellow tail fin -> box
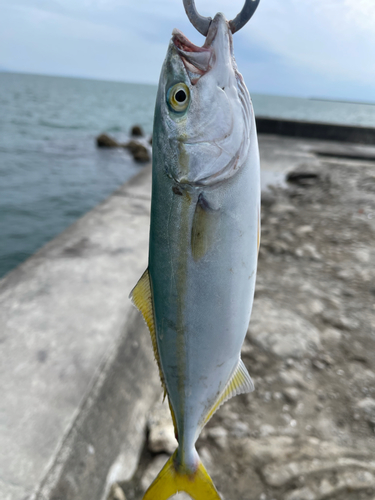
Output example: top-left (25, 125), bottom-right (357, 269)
top-left (142, 452), bottom-right (221, 500)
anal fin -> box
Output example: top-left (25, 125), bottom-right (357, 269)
top-left (204, 359), bottom-right (254, 425)
top-left (130, 269), bottom-right (167, 398)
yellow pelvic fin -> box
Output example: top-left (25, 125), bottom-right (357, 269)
top-left (130, 269), bottom-right (167, 398)
top-left (204, 359), bottom-right (254, 425)
top-left (142, 452), bottom-right (221, 500)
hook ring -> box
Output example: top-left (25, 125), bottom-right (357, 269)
top-left (182, 0), bottom-right (261, 36)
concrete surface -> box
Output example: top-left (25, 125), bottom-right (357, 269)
top-left (0, 167), bottom-right (161, 500)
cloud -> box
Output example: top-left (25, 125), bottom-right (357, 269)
top-left (237, 0), bottom-right (375, 97)
top-left (0, 0), bottom-right (373, 100)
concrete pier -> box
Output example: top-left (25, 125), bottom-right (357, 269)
top-left (256, 116), bottom-right (375, 145)
top-left (1, 134), bottom-right (375, 500)
top-left (0, 168), bottom-right (160, 500)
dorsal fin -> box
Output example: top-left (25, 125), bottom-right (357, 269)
top-left (203, 359), bottom-right (254, 425)
top-left (130, 269), bottom-right (167, 399)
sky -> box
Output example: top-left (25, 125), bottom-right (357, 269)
top-left (0, 0), bottom-right (374, 101)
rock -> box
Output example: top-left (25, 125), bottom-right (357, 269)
top-left (285, 470), bottom-right (375, 500)
top-left (270, 203), bottom-right (296, 215)
top-left (354, 247), bottom-right (371, 263)
top-left (140, 455), bottom-right (169, 492)
top-left (279, 369), bottom-right (309, 389)
top-left (241, 436), bottom-right (297, 465)
top-left (297, 299), bottom-right (324, 317)
top-left (131, 125), bottom-right (144, 137)
top-left (295, 225), bottom-right (314, 236)
top-left (320, 310), bottom-right (359, 331)
top-left (350, 365), bottom-right (375, 386)
top-left (123, 140), bottom-right (151, 163)
top-left (241, 341), bottom-right (254, 356)
top-left (336, 267), bottom-right (355, 281)
top-left (230, 420), bottom-right (250, 437)
top-left (295, 243), bottom-right (322, 261)
top-left (259, 424), bottom-right (276, 437)
top-left (261, 191), bottom-right (276, 207)
top-left (322, 327), bottom-right (342, 345)
top-left (285, 487), bottom-right (316, 500)
top-left (147, 399), bottom-right (178, 454)
top-left (107, 483), bottom-right (126, 500)
top-left (312, 359), bottom-right (325, 370)
top-left (96, 133), bottom-right (120, 148)
top-left (286, 168), bottom-right (321, 187)
top-left (263, 457), bottom-right (375, 488)
top-left (249, 298), bottom-right (321, 359)
top-left (207, 426), bottom-right (228, 449)
top-left (356, 397), bottom-right (375, 424)
top-left (283, 387), bottom-right (300, 404)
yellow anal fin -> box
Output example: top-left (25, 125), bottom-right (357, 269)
top-left (204, 359), bottom-right (254, 425)
top-left (142, 452), bottom-right (221, 500)
top-left (130, 269), bottom-right (167, 398)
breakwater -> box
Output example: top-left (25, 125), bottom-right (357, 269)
top-left (256, 116), bottom-right (375, 145)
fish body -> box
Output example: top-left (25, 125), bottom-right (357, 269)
top-left (131, 13), bottom-right (260, 500)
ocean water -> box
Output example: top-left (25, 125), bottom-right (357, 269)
top-left (0, 73), bottom-right (156, 278)
top-left (1, 72), bottom-right (375, 279)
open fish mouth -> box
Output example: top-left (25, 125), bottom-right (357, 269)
top-left (172, 14), bottom-right (233, 83)
top-left (172, 29), bottom-right (213, 80)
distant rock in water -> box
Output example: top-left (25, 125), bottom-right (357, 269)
top-left (96, 133), bottom-right (120, 148)
top-left (123, 140), bottom-right (151, 163)
top-left (286, 166), bottom-right (324, 187)
top-left (131, 125), bottom-right (144, 137)
top-left (96, 131), bottom-right (150, 163)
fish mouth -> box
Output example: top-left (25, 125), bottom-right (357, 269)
top-left (172, 29), bottom-right (213, 81)
top-left (172, 13), bottom-right (233, 85)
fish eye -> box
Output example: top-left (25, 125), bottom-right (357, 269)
top-left (167, 83), bottom-right (190, 112)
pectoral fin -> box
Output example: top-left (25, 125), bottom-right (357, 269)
top-left (130, 269), bottom-right (167, 398)
top-left (204, 359), bottom-right (254, 425)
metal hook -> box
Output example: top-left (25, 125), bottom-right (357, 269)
top-left (229, 0), bottom-right (261, 34)
top-left (182, 0), bottom-right (261, 36)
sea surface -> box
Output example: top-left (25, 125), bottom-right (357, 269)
top-left (1, 71), bottom-right (375, 278)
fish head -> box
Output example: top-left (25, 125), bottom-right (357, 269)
top-left (154, 13), bottom-right (252, 187)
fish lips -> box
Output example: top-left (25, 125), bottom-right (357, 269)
top-left (172, 13), bottom-right (231, 81)
top-left (172, 30), bottom-right (213, 80)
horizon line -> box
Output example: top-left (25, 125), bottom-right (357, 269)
top-left (1, 68), bottom-right (374, 106)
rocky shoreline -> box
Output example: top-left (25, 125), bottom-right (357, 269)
top-left (96, 126), bottom-right (151, 163)
top-left (108, 138), bottom-right (375, 500)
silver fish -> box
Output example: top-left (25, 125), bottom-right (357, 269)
top-left (131, 12), bottom-right (260, 500)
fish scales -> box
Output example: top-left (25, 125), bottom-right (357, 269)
top-left (131, 12), bottom-right (260, 500)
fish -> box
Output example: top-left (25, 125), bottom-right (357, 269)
top-left (130, 12), bottom-right (260, 500)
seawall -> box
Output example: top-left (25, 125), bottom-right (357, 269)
top-left (256, 116), bottom-right (375, 145)
top-left (0, 167), bottom-right (161, 500)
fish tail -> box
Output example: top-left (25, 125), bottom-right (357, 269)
top-left (142, 450), bottom-right (221, 500)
